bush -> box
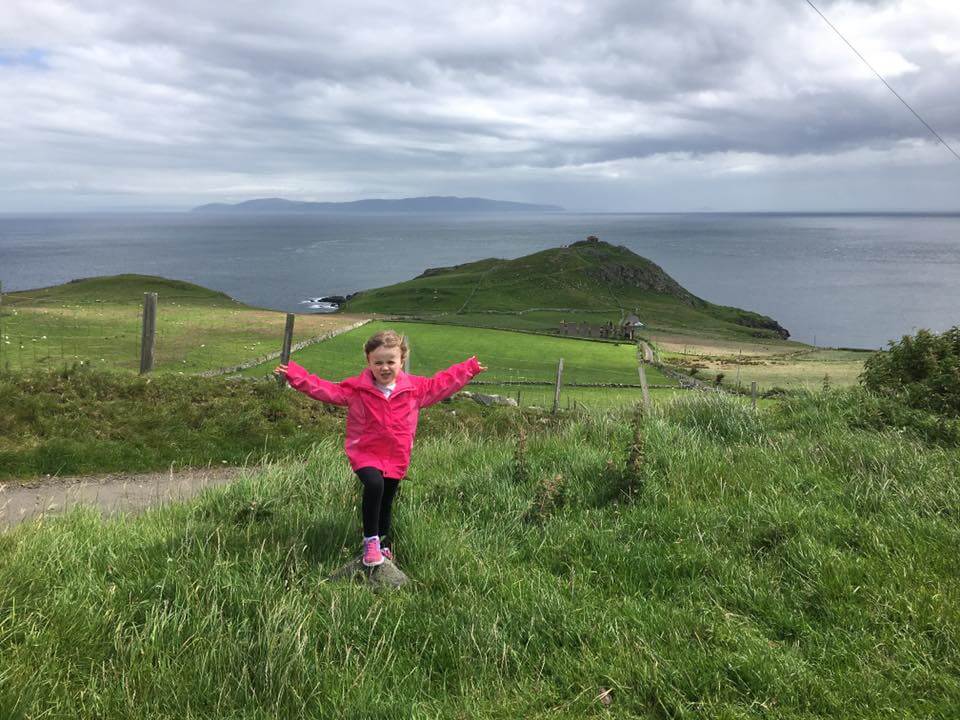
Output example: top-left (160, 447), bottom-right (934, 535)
top-left (844, 388), bottom-right (960, 447)
top-left (776, 388), bottom-right (960, 448)
top-left (860, 326), bottom-right (960, 417)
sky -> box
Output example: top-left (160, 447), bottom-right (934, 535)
top-left (1, 0), bottom-right (958, 212)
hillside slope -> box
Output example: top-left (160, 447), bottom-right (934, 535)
top-left (2, 393), bottom-right (958, 716)
top-left (343, 238), bottom-right (790, 340)
top-left (5, 274), bottom-right (240, 306)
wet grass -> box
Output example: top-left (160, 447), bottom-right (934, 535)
top-left (1, 392), bottom-right (958, 717)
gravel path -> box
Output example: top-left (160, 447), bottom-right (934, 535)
top-left (0, 466), bottom-right (248, 530)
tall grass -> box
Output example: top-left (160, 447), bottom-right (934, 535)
top-left (0, 367), bottom-right (538, 479)
top-left (1, 393), bottom-right (958, 717)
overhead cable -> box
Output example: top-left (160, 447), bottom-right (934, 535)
top-left (804, 0), bottom-right (960, 162)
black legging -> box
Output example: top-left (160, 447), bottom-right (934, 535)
top-left (355, 467), bottom-right (401, 541)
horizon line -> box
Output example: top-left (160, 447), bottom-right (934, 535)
top-left (2, 207), bottom-right (960, 216)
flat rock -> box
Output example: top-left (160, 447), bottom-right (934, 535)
top-left (326, 557), bottom-right (410, 589)
top-left (459, 391), bottom-right (518, 407)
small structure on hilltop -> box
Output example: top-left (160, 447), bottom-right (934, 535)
top-left (623, 313), bottom-right (646, 340)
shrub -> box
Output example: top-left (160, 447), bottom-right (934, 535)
top-left (524, 473), bottom-right (566, 524)
top-left (844, 388), bottom-right (960, 447)
top-left (776, 387), bottom-right (960, 447)
top-left (860, 326), bottom-right (960, 417)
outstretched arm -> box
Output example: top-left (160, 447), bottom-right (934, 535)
top-left (277, 360), bottom-right (350, 406)
top-left (416, 356), bottom-right (487, 407)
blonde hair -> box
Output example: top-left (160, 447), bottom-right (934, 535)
top-left (364, 329), bottom-right (408, 360)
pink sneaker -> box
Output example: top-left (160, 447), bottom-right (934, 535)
top-left (381, 546), bottom-right (393, 561)
top-left (362, 537), bottom-right (384, 567)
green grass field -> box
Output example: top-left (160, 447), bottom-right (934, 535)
top-left (655, 333), bottom-right (871, 390)
top-left (0, 275), bottom-right (363, 374)
top-left (241, 320), bottom-right (670, 387)
top-left (1, 392), bottom-right (957, 717)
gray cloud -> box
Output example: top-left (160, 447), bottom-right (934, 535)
top-left (0, 0), bottom-right (957, 211)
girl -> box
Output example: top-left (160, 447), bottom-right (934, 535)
top-left (276, 330), bottom-right (486, 567)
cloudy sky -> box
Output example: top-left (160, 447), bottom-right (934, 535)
top-left (1, 0), bottom-right (958, 212)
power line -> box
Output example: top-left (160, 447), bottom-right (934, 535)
top-left (804, 0), bottom-right (960, 163)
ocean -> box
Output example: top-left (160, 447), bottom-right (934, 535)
top-left (1, 211), bottom-right (958, 349)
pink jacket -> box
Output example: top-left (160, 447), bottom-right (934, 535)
top-left (285, 356), bottom-right (483, 479)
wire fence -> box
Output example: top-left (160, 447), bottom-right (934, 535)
top-left (0, 304), bottom-right (144, 373)
top-left (465, 383), bottom-right (658, 411)
top-left (0, 293), bottom-right (361, 376)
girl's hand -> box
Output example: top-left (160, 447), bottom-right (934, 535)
top-left (274, 364), bottom-right (288, 377)
top-left (472, 356), bottom-right (488, 372)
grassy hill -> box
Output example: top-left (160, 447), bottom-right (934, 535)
top-left (342, 238), bottom-right (791, 341)
top-left (1, 391), bottom-right (957, 716)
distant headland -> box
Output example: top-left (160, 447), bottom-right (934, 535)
top-left (191, 196), bottom-right (564, 213)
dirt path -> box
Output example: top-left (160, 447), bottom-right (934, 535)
top-left (638, 340), bottom-right (655, 363)
top-left (0, 466), bottom-right (248, 530)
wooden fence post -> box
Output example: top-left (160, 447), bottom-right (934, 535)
top-left (279, 313), bottom-right (295, 385)
top-left (139, 292), bottom-right (157, 374)
top-left (638, 359), bottom-right (651, 412)
top-left (552, 358), bottom-right (564, 414)
top-left (751, 381), bottom-right (758, 410)
top-left (636, 341), bottom-right (651, 412)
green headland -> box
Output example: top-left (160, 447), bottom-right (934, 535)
top-left (343, 237), bottom-right (791, 340)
